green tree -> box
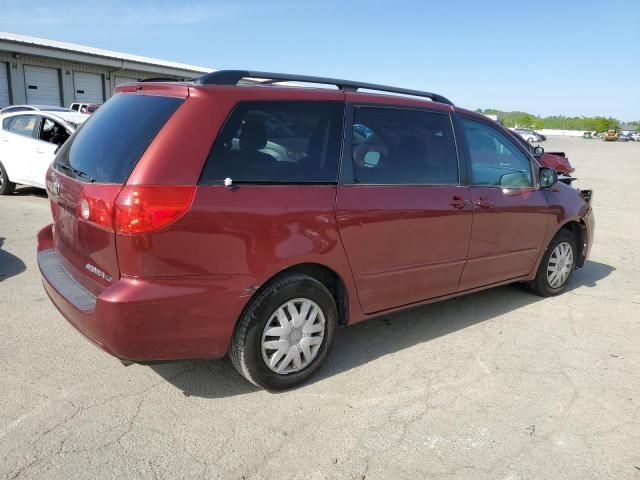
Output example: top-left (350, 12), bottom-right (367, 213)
top-left (478, 109), bottom-right (623, 132)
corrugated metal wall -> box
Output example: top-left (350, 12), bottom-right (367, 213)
top-left (0, 52), bottom-right (184, 107)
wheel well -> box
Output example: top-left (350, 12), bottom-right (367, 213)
top-left (560, 221), bottom-right (586, 266)
top-left (266, 263), bottom-right (349, 326)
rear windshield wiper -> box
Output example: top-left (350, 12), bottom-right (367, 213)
top-left (54, 163), bottom-right (96, 183)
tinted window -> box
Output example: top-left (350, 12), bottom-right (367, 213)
top-left (6, 115), bottom-right (38, 138)
top-left (463, 118), bottom-right (532, 187)
top-left (70, 104), bottom-right (79, 111)
top-left (54, 94), bottom-right (183, 183)
top-left (351, 107), bottom-right (458, 184)
top-left (200, 101), bottom-right (343, 184)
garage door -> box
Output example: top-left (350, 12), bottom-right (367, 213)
top-left (73, 72), bottom-right (103, 103)
top-left (0, 62), bottom-right (9, 107)
top-left (24, 65), bottom-right (61, 106)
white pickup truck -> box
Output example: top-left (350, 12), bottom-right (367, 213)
top-left (69, 103), bottom-right (101, 115)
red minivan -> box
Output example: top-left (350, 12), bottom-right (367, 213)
top-left (38, 71), bottom-right (594, 389)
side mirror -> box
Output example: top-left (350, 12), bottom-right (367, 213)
top-left (539, 167), bottom-right (558, 188)
top-left (533, 146), bottom-right (544, 157)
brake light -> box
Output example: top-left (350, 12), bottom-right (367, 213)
top-left (78, 185), bottom-right (195, 234)
top-left (78, 184), bottom-right (122, 231)
top-left (114, 186), bottom-right (195, 234)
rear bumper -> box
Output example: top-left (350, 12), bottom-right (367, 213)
top-left (37, 224), bottom-right (254, 362)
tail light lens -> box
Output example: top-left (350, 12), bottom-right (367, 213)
top-left (77, 184), bottom-right (122, 231)
top-left (114, 186), bottom-right (195, 234)
top-left (78, 185), bottom-right (195, 234)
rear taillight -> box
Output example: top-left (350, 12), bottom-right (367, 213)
top-left (78, 184), bottom-right (122, 231)
top-left (78, 185), bottom-right (195, 235)
top-left (114, 186), bottom-right (195, 234)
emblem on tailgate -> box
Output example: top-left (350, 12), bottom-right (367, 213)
top-left (85, 263), bottom-right (113, 283)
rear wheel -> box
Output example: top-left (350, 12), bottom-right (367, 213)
top-left (229, 273), bottom-right (337, 390)
top-left (527, 230), bottom-right (577, 296)
top-left (0, 162), bottom-right (16, 195)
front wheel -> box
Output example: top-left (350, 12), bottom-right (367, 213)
top-left (527, 230), bottom-right (577, 296)
top-left (229, 273), bottom-right (337, 390)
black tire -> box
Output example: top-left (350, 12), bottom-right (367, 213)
top-left (527, 229), bottom-right (577, 297)
top-left (0, 162), bottom-right (16, 195)
top-left (229, 273), bottom-right (338, 390)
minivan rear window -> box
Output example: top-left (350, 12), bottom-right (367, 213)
top-left (54, 94), bottom-right (183, 183)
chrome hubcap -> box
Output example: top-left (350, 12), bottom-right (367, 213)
top-left (261, 298), bottom-right (325, 374)
top-left (547, 241), bottom-right (574, 288)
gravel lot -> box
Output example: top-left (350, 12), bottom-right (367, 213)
top-left (1, 137), bottom-right (639, 479)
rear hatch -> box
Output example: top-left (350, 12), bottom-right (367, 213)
top-left (47, 91), bottom-right (185, 296)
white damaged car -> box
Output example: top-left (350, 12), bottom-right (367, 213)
top-left (0, 111), bottom-right (75, 194)
top-left (0, 105), bottom-right (87, 127)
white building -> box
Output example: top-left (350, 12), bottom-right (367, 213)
top-left (0, 32), bottom-right (213, 108)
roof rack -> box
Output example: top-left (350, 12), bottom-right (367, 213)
top-left (193, 70), bottom-right (454, 106)
top-left (138, 77), bottom-right (190, 83)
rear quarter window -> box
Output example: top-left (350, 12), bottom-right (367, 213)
top-left (54, 94), bottom-right (183, 183)
top-left (5, 115), bottom-right (38, 138)
top-left (200, 101), bottom-right (344, 184)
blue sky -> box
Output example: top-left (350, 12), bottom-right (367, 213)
top-left (2, 0), bottom-right (638, 120)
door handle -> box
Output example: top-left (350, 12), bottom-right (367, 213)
top-left (36, 148), bottom-right (45, 154)
top-left (0, 137), bottom-right (8, 142)
top-left (448, 195), bottom-right (469, 209)
top-left (474, 198), bottom-right (494, 209)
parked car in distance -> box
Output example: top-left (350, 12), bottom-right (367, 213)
top-left (603, 129), bottom-right (619, 141)
top-left (630, 132), bottom-right (640, 142)
top-left (540, 150), bottom-right (574, 175)
top-left (70, 102), bottom-right (101, 114)
top-left (0, 105), bottom-right (87, 126)
top-left (0, 111), bottom-right (74, 194)
top-left (513, 128), bottom-right (542, 143)
top-left (509, 132), bottom-right (575, 175)
top-left (38, 71), bottom-right (595, 390)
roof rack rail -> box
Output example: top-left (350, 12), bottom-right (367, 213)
top-left (138, 77), bottom-right (189, 83)
top-left (193, 70), bottom-right (454, 106)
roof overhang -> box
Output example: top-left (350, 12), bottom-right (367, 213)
top-left (0, 32), bottom-right (213, 77)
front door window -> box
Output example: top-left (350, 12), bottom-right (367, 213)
top-left (463, 119), bottom-right (533, 188)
